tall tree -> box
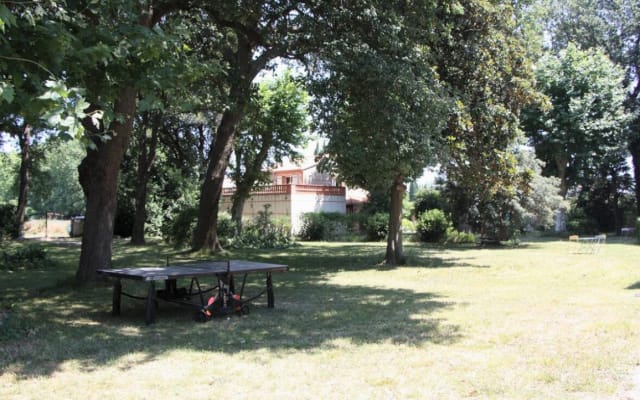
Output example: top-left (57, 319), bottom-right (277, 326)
top-left (191, 1), bottom-right (322, 251)
top-left (432, 1), bottom-right (541, 241)
top-left (0, 2), bottom-right (86, 237)
top-left (128, 110), bottom-right (161, 245)
top-left (521, 44), bottom-right (631, 198)
top-left (229, 71), bottom-right (309, 233)
top-left (312, 2), bottom-right (450, 264)
top-left (532, 0), bottom-right (640, 213)
top-left (67, 1), bottom-right (200, 281)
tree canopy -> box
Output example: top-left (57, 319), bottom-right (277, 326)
top-left (230, 71), bottom-right (309, 232)
top-left (522, 44), bottom-right (631, 198)
top-left (1, 0), bottom-right (638, 279)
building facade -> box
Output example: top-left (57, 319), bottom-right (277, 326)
top-left (220, 162), bottom-right (349, 234)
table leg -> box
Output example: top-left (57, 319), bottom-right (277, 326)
top-left (266, 272), bottom-right (274, 308)
top-left (112, 279), bottom-right (122, 316)
top-left (145, 281), bottom-right (157, 325)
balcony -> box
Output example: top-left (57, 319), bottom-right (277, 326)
top-left (222, 184), bottom-right (345, 197)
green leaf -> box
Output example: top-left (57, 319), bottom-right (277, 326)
top-left (0, 82), bottom-right (14, 104)
top-left (0, 4), bottom-right (16, 32)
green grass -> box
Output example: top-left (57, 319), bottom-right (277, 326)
top-left (2, 237), bottom-right (640, 399)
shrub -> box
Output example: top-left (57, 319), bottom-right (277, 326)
top-left (443, 227), bottom-right (476, 244)
top-left (162, 206), bottom-right (198, 247)
top-left (414, 189), bottom-right (445, 216)
top-left (363, 212), bottom-right (388, 241)
top-left (402, 218), bottom-right (416, 233)
top-left (231, 205), bottom-right (292, 249)
top-left (416, 209), bottom-right (451, 242)
top-left (0, 204), bottom-right (18, 241)
top-left (566, 207), bottom-right (599, 235)
top-left (1, 243), bottom-right (49, 270)
top-left (298, 212), bottom-right (349, 241)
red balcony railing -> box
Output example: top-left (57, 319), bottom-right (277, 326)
top-left (222, 184), bottom-right (345, 197)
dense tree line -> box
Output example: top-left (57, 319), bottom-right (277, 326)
top-left (0, 0), bottom-right (637, 279)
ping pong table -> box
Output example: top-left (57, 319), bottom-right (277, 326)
top-left (97, 260), bottom-right (288, 324)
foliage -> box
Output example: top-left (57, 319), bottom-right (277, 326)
top-left (216, 213), bottom-right (238, 244)
top-left (402, 218), bottom-right (416, 233)
top-left (362, 213), bottom-right (389, 242)
top-left (513, 145), bottom-right (565, 230)
top-left (443, 227), bottom-right (476, 245)
top-left (416, 209), bottom-right (452, 243)
top-left (430, 1), bottom-right (541, 246)
top-left (566, 206), bottom-right (599, 235)
top-left (0, 151), bottom-right (18, 203)
top-left (477, 191), bottom-right (524, 243)
top-left (311, 2), bottom-right (455, 263)
top-left (313, 43), bottom-right (449, 193)
top-left (230, 205), bottom-right (292, 249)
top-left (230, 71), bottom-right (310, 230)
top-left (297, 212), bottom-right (355, 241)
top-left (414, 189), bottom-right (446, 217)
top-left (0, 3), bottom-right (98, 140)
top-left (29, 138), bottom-right (85, 216)
top-left (114, 195), bottom-right (134, 238)
top-left (522, 44), bottom-right (632, 197)
top-left (0, 243), bottom-right (48, 270)
top-left (162, 206), bottom-right (198, 248)
top-left (0, 203), bottom-right (18, 241)
top-left (191, 0), bottom-right (330, 251)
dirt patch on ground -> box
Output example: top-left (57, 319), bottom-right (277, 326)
top-left (23, 219), bottom-right (70, 238)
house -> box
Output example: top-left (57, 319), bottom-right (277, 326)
top-left (219, 160), bottom-right (367, 234)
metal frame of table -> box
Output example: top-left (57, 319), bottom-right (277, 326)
top-left (97, 260), bottom-right (288, 324)
top-left (575, 234), bottom-right (606, 254)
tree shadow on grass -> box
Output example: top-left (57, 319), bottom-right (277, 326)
top-left (1, 241), bottom-right (473, 379)
top-left (626, 281), bottom-right (640, 290)
top-left (0, 275), bottom-right (460, 379)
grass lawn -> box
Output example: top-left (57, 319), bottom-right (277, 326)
top-left (1, 236), bottom-right (640, 399)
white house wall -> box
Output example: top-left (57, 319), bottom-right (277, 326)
top-left (219, 188), bottom-right (346, 235)
top-left (219, 193), bottom-right (292, 219)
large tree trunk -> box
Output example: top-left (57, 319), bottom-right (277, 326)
top-left (191, 32), bottom-right (268, 251)
top-left (385, 175), bottom-right (406, 265)
top-left (131, 113), bottom-right (160, 245)
top-left (76, 87), bottom-right (137, 282)
top-left (555, 154), bottom-right (569, 198)
top-left (192, 110), bottom-right (242, 251)
top-left (230, 185), bottom-right (250, 234)
top-left (15, 123), bottom-right (31, 238)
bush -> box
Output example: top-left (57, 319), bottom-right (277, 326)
top-left (298, 212), bottom-right (350, 241)
top-left (443, 227), bottom-right (476, 244)
top-left (566, 207), bottom-right (599, 235)
top-left (162, 206), bottom-right (198, 247)
top-left (363, 212), bottom-right (388, 241)
top-left (416, 209), bottom-right (451, 242)
top-left (231, 205), bottom-right (292, 249)
top-left (402, 218), bottom-right (416, 233)
top-left (217, 212), bottom-right (237, 237)
top-left (1, 243), bottom-right (49, 270)
top-left (0, 204), bottom-right (18, 241)
top-left (414, 189), bottom-right (445, 216)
